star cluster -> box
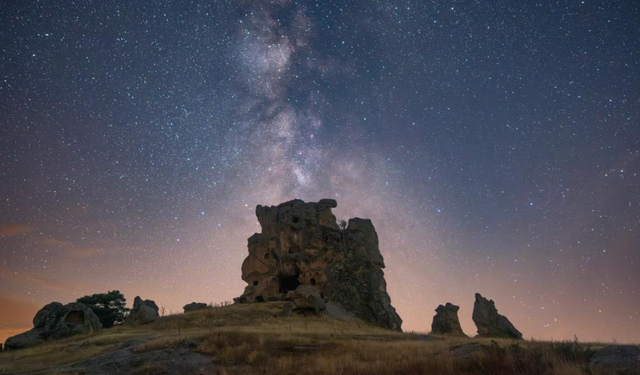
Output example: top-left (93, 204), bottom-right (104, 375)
top-left (1, 0), bottom-right (639, 343)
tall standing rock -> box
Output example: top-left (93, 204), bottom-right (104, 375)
top-left (127, 296), bottom-right (159, 325)
top-left (431, 303), bottom-right (466, 336)
top-left (472, 293), bottom-right (522, 339)
top-left (235, 199), bottom-right (402, 331)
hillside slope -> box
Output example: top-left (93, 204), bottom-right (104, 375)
top-left (0, 302), bottom-right (634, 375)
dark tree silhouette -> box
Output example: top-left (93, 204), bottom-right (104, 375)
top-left (77, 290), bottom-right (129, 328)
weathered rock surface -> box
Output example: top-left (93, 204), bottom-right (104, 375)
top-left (235, 199), bottom-right (402, 331)
top-left (183, 302), bottom-right (209, 313)
top-left (33, 302), bottom-right (63, 328)
top-left (590, 345), bottom-right (640, 373)
top-left (4, 302), bottom-right (102, 350)
top-left (57, 339), bottom-right (217, 375)
top-left (450, 343), bottom-right (485, 360)
top-left (127, 296), bottom-right (159, 325)
top-left (431, 303), bottom-right (466, 336)
top-left (286, 285), bottom-right (326, 313)
top-left (472, 293), bottom-right (522, 339)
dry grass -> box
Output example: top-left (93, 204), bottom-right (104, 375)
top-left (0, 302), bottom-right (635, 375)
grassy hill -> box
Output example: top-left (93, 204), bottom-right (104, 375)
top-left (0, 302), bottom-right (631, 375)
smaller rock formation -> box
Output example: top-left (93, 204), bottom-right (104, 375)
top-left (430, 303), bottom-right (466, 336)
top-left (472, 293), bottom-right (522, 339)
top-left (286, 285), bottom-right (326, 313)
top-left (4, 302), bottom-right (102, 350)
top-left (590, 345), bottom-right (640, 373)
top-left (183, 302), bottom-right (209, 313)
top-left (127, 296), bottom-right (159, 325)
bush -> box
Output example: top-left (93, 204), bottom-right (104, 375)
top-left (77, 290), bottom-right (129, 328)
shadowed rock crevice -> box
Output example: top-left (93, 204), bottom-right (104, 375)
top-left (235, 199), bottom-right (402, 331)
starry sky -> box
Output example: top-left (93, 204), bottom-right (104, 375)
top-left (1, 0), bottom-right (639, 344)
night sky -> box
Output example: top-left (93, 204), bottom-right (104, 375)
top-left (1, 1), bottom-right (639, 344)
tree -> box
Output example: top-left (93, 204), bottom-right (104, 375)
top-left (77, 290), bottom-right (129, 328)
top-left (338, 220), bottom-right (348, 231)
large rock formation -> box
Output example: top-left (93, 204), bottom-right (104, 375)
top-left (472, 293), bottom-right (522, 339)
top-left (4, 302), bottom-right (102, 350)
top-left (127, 296), bottom-right (159, 324)
top-left (431, 303), bottom-right (466, 336)
top-left (235, 199), bottom-right (402, 331)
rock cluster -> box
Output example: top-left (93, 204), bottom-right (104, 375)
top-left (4, 302), bottom-right (102, 350)
top-left (235, 199), bottom-right (402, 331)
top-left (472, 293), bottom-right (522, 339)
top-left (183, 302), bottom-right (209, 313)
top-left (431, 303), bottom-right (466, 336)
top-left (126, 296), bottom-right (159, 324)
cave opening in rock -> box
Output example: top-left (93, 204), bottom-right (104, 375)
top-left (65, 310), bottom-right (84, 326)
top-left (253, 280), bottom-right (259, 286)
top-left (310, 278), bottom-right (316, 285)
top-left (255, 296), bottom-right (265, 303)
top-left (279, 275), bottom-right (300, 294)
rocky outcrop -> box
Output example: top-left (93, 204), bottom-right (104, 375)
top-left (235, 199), bottom-right (402, 331)
top-left (4, 302), bottom-right (102, 350)
top-left (286, 285), bottom-right (326, 313)
top-left (183, 302), bottom-right (208, 313)
top-left (127, 296), bottom-right (159, 325)
top-left (431, 303), bottom-right (466, 336)
top-left (590, 345), bottom-right (640, 373)
top-left (472, 293), bottom-right (522, 339)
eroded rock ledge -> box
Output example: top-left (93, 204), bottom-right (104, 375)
top-left (235, 199), bottom-right (402, 331)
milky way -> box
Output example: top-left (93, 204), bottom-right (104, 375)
top-left (1, 1), bottom-right (639, 343)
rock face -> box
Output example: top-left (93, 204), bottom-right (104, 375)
top-left (287, 285), bottom-right (326, 313)
top-left (183, 302), bottom-right (209, 313)
top-left (590, 345), bottom-right (640, 373)
top-left (4, 302), bottom-right (102, 350)
top-left (472, 293), bottom-right (522, 339)
top-left (431, 303), bottom-right (466, 336)
top-left (127, 296), bottom-right (159, 324)
top-left (235, 199), bottom-right (402, 331)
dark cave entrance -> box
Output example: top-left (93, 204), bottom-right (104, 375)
top-left (279, 275), bottom-right (300, 294)
top-left (65, 310), bottom-right (84, 326)
top-left (255, 296), bottom-right (265, 303)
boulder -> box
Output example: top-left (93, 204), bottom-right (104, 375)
top-left (183, 302), bottom-right (209, 313)
top-left (127, 296), bottom-right (159, 324)
top-left (431, 303), bottom-right (466, 336)
top-left (235, 199), bottom-right (402, 331)
top-left (472, 293), bottom-right (522, 339)
top-left (4, 302), bottom-right (102, 350)
top-left (4, 329), bottom-right (45, 350)
top-left (33, 302), bottom-right (63, 328)
top-left (590, 345), bottom-right (640, 373)
top-left (286, 285), bottom-right (326, 313)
